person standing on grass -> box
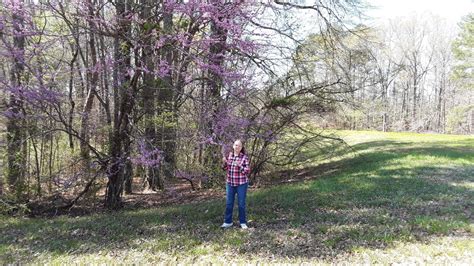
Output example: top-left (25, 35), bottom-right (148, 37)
top-left (221, 139), bottom-right (250, 229)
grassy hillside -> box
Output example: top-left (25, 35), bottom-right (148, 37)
top-left (1, 130), bottom-right (473, 264)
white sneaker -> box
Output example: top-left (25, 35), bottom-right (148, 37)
top-left (220, 222), bottom-right (233, 228)
top-left (240, 223), bottom-right (248, 229)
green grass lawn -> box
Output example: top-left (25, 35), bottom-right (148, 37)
top-left (1, 130), bottom-right (473, 264)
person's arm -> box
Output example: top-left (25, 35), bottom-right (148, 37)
top-left (240, 155), bottom-right (250, 175)
top-left (222, 152), bottom-right (231, 171)
top-left (222, 155), bottom-right (227, 170)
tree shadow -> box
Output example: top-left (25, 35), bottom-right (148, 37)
top-left (0, 140), bottom-right (473, 263)
top-left (260, 139), bottom-right (473, 186)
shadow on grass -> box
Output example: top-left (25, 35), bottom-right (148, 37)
top-left (0, 140), bottom-right (473, 262)
top-left (260, 139), bottom-right (473, 186)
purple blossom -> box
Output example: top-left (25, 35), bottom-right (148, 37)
top-left (2, 108), bottom-right (25, 119)
top-left (131, 140), bottom-right (163, 167)
top-left (156, 61), bottom-right (171, 78)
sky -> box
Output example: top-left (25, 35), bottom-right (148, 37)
top-left (365, 0), bottom-right (473, 27)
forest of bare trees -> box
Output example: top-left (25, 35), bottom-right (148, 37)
top-left (315, 14), bottom-right (474, 134)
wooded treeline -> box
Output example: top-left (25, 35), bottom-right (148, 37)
top-left (304, 14), bottom-right (473, 133)
top-left (0, 0), bottom-right (471, 212)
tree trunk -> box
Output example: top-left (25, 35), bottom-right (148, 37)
top-left (203, 7), bottom-right (228, 188)
top-left (80, 0), bottom-right (99, 176)
top-left (156, 9), bottom-right (175, 184)
top-left (141, 0), bottom-right (161, 191)
top-left (382, 113), bottom-right (388, 132)
top-left (30, 135), bottom-right (41, 197)
top-left (470, 109), bottom-right (474, 134)
top-left (412, 58), bottom-right (418, 126)
top-left (6, 0), bottom-right (27, 202)
top-left (97, 3), bottom-right (113, 150)
top-left (48, 132), bottom-right (54, 194)
top-left (106, 132), bottom-right (123, 209)
top-left (105, 0), bottom-right (133, 209)
top-left (436, 86), bottom-right (444, 133)
top-left (402, 82), bottom-right (409, 131)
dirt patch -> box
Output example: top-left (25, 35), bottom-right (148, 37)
top-left (121, 181), bottom-right (224, 209)
top-left (23, 179), bottom-right (225, 218)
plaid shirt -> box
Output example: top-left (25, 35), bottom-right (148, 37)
top-left (224, 152), bottom-right (250, 186)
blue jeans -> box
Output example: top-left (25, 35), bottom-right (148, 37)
top-left (224, 183), bottom-right (248, 224)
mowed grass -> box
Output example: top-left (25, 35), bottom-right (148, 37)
top-left (1, 130), bottom-right (473, 264)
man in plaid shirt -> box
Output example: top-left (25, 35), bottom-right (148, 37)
top-left (221, 139), bottom-right (250, 229)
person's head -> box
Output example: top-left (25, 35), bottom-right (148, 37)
top-left (233, 139), bottom-right (245, 155)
